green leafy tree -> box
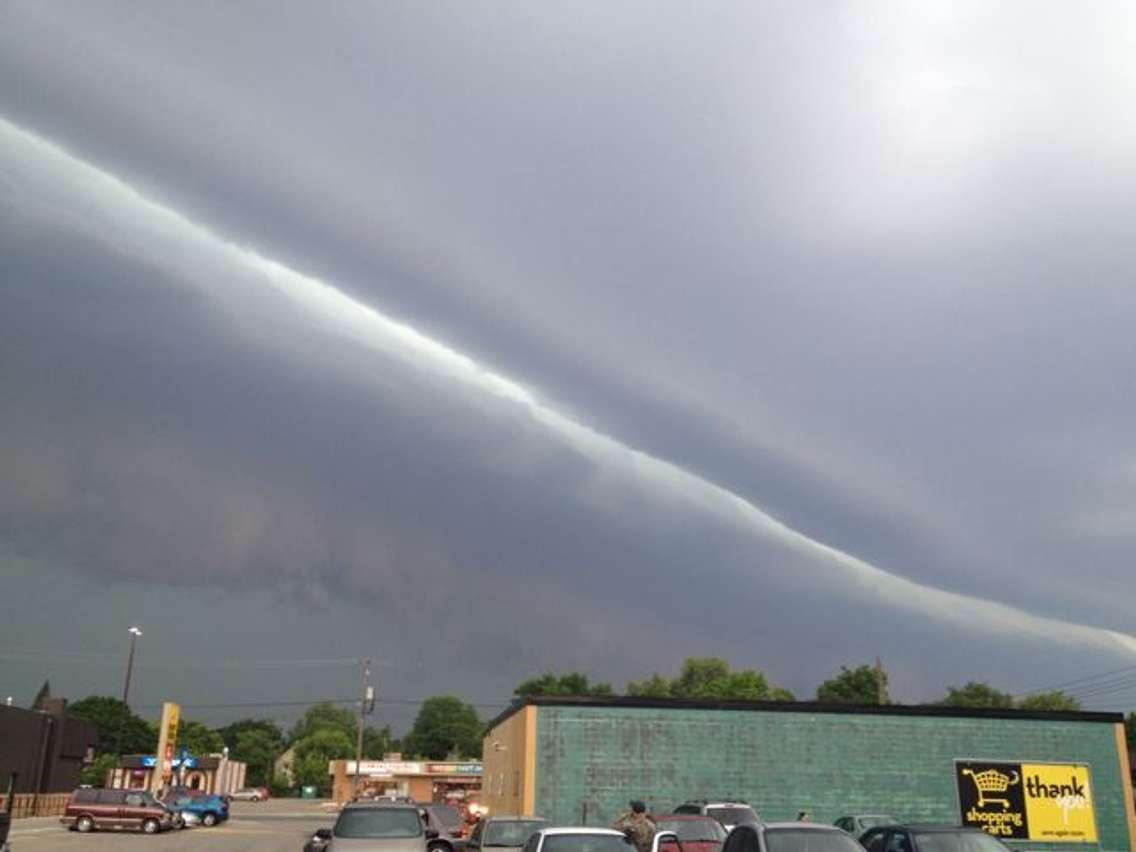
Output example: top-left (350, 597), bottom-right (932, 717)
top-left (292, 728), bottom-right (355, 795)
top-left (404, 696), bottom-right (483, 760)
top-left (80, 753), bottom-right (118, 787)
top-left (232, 729), bottom-right (281, 787)
top-left (290, 702), bottom-right (358, 744)
top-left (626, 657), bottom-right (794, 701)
top-left (937, 682), bottom-right (1014, 708)
top-left (514, 672), bottom-right (614, 697)
top-left (1017, 690), bottom-right (1081, 712)
top-left (816, 663), bottom-right (889, 705)
top-left (218, 718), bottom-right (284, 751)
top-left (1126, 713), bottom-right (1136, 749)
top-left (68, 695), bottom-right (156, 755)
top-left (176, 720), bottom-right (225, 755)
top-left (363, 725), bottom-right (399, 759)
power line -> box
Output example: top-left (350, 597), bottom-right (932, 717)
top-left (1014, 662), bottom-right (1136, 699)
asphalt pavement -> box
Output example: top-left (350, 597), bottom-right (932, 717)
top-left (5, 799), bottom-right (338, 852)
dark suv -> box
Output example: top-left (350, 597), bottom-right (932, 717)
top-left (859, 824), bottom-right (1013, 852)
top-left (61, 787), bottom-right (173, 834)
top-left (421, 803), bottom-right (469, 852)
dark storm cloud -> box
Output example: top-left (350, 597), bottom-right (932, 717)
top-left (3, 1), bottom-right (1136, 719)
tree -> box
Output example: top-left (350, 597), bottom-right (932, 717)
top-left (67, 695), bottom-right (155, 755)
top-left (290, 702), bottom-right (357, 744)
top-left (218, 718), bottom-right (284, 751)
top-left (626, 657), bottom-right (795, 701)
top-left (1126, 713), bottom-right (1136, 749)
top-left (1017, 690), bottom-right (1081, 712)
top-left (938, 682), bottom-right (1014, 709)
top-left (233, 729), bottom-right (282, 787)
top-left (32, 680), bottom-right (52, 711)
top-left (80, 753), bottom-right (118, 787)
top-left (514, 672), bottom-right (613, 697)
top-left (404, 696), bottom-right (483, 760)
top-left (292, 728), bottom-right (355, 795)
top-left (816, 663), bottom-right (889, 705)
top-left (176, 720), bottom-right (225, 755)
top-left (363, 725), bottom-right (399, 759)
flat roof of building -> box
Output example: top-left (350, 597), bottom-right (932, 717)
top-left (488, 694), bottom-right (1123, 731)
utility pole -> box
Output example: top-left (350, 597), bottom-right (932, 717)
top-left (352, 658), bottom-right (373, 800)
top-left (114, 626), bottom-right (143, 758)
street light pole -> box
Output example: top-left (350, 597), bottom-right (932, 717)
top-left (114, 627), bottom-right (143, 761)
top-left (352, 658), bottom-right (372, 800)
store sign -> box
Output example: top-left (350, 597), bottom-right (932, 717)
top-left (349, 761), bottom-right (424, 776)
top-left (427, 763), bottom-right (482, 776)
top-left (141, 756), bottom-right (198, 769)
top-left (956, 761), bottom-right (1097, 843)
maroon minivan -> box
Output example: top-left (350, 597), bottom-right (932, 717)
top-left (61, 787), bottom-right (173, 834)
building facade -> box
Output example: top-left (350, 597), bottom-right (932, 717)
top-left (328, 756), bottom-right (482, 805)
top-left (107, 753), bottom-right (247, 795)
top-left (484, 697), bottom-right (1136, 852)
top-left (0, 699), bottom-right (98, 794)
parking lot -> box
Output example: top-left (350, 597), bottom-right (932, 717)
top-left (5, 800), bottom-right (334, 852)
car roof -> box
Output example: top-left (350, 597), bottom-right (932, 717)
top-left (540, 828), bottom-right (626, 836)
top-left (703, 803), bottom-right (751, 808)
top-left (653, 814), bottom-right (720, 821)
top-left (343, 802), bottom-right (422, 811)
top-left (488, 816), bottom-right (549, 821)
top-left (760, 823), bottom-right (848, 832)
top-left (886, 825), bottom-right (975, 832)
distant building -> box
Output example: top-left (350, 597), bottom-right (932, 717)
top-left (0, 698), bottom-right (99, 794)
top-left (327, 754), bottom-right (482, 804)
top-left (107, 753), bottom-right (246, 795)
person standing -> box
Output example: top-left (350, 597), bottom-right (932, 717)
top-left (613, 800), bottom-right (657, 852)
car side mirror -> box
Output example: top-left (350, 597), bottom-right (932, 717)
top-left (651, 832), bottom-right (683, 852)
top-left (426, 829), bottom-right (441, 840)
top-left (314, 827), bottom-right (333, 840)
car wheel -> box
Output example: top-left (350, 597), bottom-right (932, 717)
top-left (142, 818), bottom-right (161, 834)
top-left (76, 815), bottom-right (94, 833)
top-left (252, 795), bottom-right (261, 802)
top-left (202, 811), bottom-right (217, 826)
top-left (429, 843), bottom-right (453, 852)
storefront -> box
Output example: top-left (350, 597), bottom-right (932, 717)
top-left (107, 753), bottom-right (246, 795)
top-left (328, 755), bottom-right (482, 805)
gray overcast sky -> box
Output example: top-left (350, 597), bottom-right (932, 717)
top-left (3, 1), bottom-right (1136, 731)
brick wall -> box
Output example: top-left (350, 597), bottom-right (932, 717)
top-left (532, 704), bottom-right (1132, 852)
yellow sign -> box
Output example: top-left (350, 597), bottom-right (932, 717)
top-left (957, 760), bottom-right (1097, 843)
top-left (150, 701), bottom-right (181, 793)
top-left (1021, 763), bottom-right (1097, 843)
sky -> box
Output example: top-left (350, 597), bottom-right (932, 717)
top-left (3, 1), bottom-right (1136, 732)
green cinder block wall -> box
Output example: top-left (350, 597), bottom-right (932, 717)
top-left (531, 704), bottom-right (1131, 852)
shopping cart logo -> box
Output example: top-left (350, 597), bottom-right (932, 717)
top-left (962, 767), bottom-right (1021, 810)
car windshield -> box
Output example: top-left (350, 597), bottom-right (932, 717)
top-left (335, 808), bottom-right (426, 839)
top-left (542, 834), bottom-right (633, 852)
top-left (764, 829), bottom-right (867, 852)
top-left (485, 820), bottom-right (549, 846)
top-left (706, 808), bottom-right (757, 826)
top-left (655, 819), bottom-right (728, 841)
top-left (913, 832), bottom-right (1012, 852)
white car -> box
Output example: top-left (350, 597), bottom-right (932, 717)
top-left (229, 787), bottom-right (267, 801)
top-left (673, 803), bottom-right (758, 833)
top-left (522, 827), bottom-right (635, 852)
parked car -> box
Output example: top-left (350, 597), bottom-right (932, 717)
top-left (467, 816), bottom-right (550, 852)
top-left (859, 824), bottom-right (1013, 852)
top-left (520, 827), bottom-right (635, 852)
top-left (722, 822), bottom-right (867, 852)
top-left (231, 787), bottom-right (269, 801)
top-left (162, 791), bottom-right (229, 826)
top-left (60, 787), bottom-right (174, 834)
top-left (834, 816), bottom-right (898, 837)
top-left (421, 803), bottom-right (470, 852)
top-left (673, 803), bottom-right (758, 832)
top-left (651, 815), bottom-right (727, 852)
top-left (305, 802), bottom-right (429, 852)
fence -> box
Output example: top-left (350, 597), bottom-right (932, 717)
top-left (0, 793), bottom-right (70, 818)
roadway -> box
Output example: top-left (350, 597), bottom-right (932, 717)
top-left (5, 799), bottom-right (336, 852)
